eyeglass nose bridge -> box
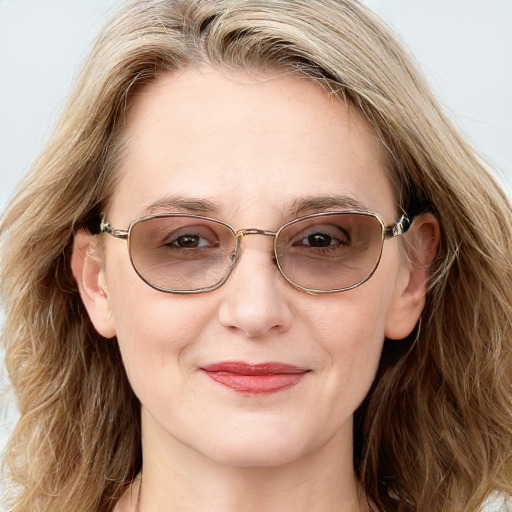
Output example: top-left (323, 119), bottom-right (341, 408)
top-left (231, 228), bottom-right (280, 271)
top-left (236, 228), bottom-right (277, 239)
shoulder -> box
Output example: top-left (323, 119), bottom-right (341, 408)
top-left (481, 493), bottom-right (512, 512)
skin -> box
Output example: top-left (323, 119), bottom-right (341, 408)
top-left (72, 68), bottom-right (438, 511)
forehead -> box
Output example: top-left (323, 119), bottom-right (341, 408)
top-left (109, 68), bottom-right (395, 223)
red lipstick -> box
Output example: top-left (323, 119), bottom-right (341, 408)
top-left (201, 362), bottom-right (308, 394)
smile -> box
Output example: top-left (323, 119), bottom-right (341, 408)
top-left (201, 362), bottom-right (309, 394)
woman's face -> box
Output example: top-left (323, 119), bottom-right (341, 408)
top-left (78, 68), bottom-right (422, 469)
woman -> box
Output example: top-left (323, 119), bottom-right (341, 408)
top-left (1, 0), bottom-right (511, 511)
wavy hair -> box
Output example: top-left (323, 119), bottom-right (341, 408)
top-left (1, 1), bottom-right (511, 510)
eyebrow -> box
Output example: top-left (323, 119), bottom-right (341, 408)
top-left (287, 195), bottom-right (369, 217)
top-left (142, 194), bottom-right (369, 218)
top-left (143, 195), bottom-right (220, 215)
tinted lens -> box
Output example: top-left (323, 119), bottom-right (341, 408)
top-left (275, 213), bottom-right (384, 291)
top-left (129, 216), bottom-right (237, 291)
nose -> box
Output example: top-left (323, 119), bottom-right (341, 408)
top-left (217, 242), bottom-right (293, 338)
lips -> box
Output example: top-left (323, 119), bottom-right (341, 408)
top-left (201, 362), bottom-right (309, 394)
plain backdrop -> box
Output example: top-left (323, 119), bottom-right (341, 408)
top-left (1, 0), bottom-right (512, 504)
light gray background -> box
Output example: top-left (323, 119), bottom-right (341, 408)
top-left (1, 0), bottom-right (511, 506)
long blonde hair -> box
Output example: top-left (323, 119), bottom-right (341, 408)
top-left (1, 1), bottom-right (511, 510)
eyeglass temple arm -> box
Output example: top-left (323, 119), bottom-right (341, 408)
top-left (384, 213), bottom-right (411, 238)
top-left (100, 220), bottom-right (129, 240)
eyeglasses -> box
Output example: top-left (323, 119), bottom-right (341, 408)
top-left (100, 210), bottom-right (411, 294)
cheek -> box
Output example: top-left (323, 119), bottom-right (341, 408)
top-left (312, 278), bottom-right (393, 354)
top-left (306, 277), bottom-right (397, 404)
top-left (103, 252), bottom-right (216, 399)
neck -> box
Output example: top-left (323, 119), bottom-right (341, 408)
top-left (123, 410), bottom-right (367, 512)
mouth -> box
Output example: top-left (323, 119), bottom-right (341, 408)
top-left (201, 362), bottom-right (309, 395)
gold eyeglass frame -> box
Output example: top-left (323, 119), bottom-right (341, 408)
top-left (100, 210), bottom-right (411, 294)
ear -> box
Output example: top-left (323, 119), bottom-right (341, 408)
top-left (384, 213), bottom-right (440, 340)
top-left (71, 228), bottom-right (116, 339)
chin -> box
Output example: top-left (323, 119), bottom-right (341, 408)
top-left (197, 426), bottom-right (320, 469)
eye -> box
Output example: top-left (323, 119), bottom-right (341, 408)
top-left (300, 232), bottom-right (346, 248)
top-left (293, 225), bottom-right (351, 249)
top-left (170, 233), bottom-right (214, 249)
